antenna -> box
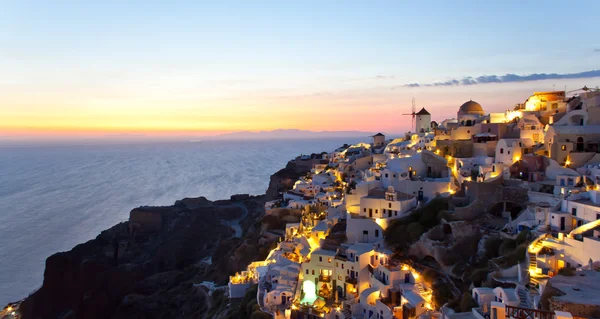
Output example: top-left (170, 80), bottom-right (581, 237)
top-left (402, 98), bottom-right (417, 133)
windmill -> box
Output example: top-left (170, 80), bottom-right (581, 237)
top-left (402, 98), bottom-right (417, 133)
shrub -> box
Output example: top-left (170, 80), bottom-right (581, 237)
top-left (471, 268), bottom-right (489, 286)
top-left (499, 239), bottom-right (517, 256)
top-left (484, 237), bottom-right (503, 259)
top-left (459, 293), bottom-right (479, 312)
top-left (516, 229), bottom-right (530, 245)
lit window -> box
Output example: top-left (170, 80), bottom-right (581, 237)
top-left (561, 145), bottom-right (566, 151)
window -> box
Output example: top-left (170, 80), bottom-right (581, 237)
top-left (306, 269), bottom-right (309, 275)
top-left (375, 255), bottom-right (378, 260)
top-left (364, 208), bottom-right (366, 212)
top-left (336, 262), bottom-right (339, 267)
top-left (395, 211), bottom-right (398, 216)
top-left (312, 270), bottom-right (315, 275)
top-left (385, 173), bottom-right (388, 178)
top-left (561, 145), bottom-right (566, 151)
top-left (393, 174), bottom-right (396, 178)
top-left (500, 148), bottom-right (504, 154)
top-left (597, 213), bottom-right (600, 220)
top-left (389, 203), bottom-right (392, 208)
top-left (319, 256), bottom-right (322, 262)
top-left (508, 150), bottom-right (511, 155)
top-left (375, 229), bottom-right (380, 237)
top-left (572, 207), bottom-right (577, 216)
top-left (342, 264), bottom-right (344, 269)
top-left (338, 275), bottom-right (342, 281)
top-left (375, 209), bottom-right (378, 214)
top-left (363, 230), bottom-right (368, 235)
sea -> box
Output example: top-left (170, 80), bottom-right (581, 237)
top-left (0, 138), bottom-right (365, 305)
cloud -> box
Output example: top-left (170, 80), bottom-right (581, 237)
top-left (594, 49), bottom-right (600, 52)
top-left (374, 75), bottom-right (395, 80)
top-left (403, 70), bottom-right (600, 87)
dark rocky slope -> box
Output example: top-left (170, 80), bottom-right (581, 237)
top-left (19, 161), bottom-right (308, 319)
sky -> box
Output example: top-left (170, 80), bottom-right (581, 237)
top-left (1, 0), bottom-right (599, 142)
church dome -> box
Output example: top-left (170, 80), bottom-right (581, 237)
top-left (458, 100), bottom-right (484, 115)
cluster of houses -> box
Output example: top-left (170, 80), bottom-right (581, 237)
top-left (229, 87), bottom-right (600, 319)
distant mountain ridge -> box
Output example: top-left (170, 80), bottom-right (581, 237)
top-left (209, 129), bottom-right (374, 140)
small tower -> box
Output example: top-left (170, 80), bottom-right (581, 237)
top-left (415, 108), bottom-right (431, 133)
top-left (385, 186), bottom-right (397, 201)
top-left (372, 133), bottom-right (385, 147)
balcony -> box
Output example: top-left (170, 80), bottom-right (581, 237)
top-left (345, 276), bottom-right (357, 285)
top-left (319, 274), bottom-right (332, 282)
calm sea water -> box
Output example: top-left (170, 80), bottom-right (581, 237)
top-left (0, 138), bottom-right (363, 305)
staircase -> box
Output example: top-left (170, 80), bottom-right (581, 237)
top-left (416, 283), bottom-right (426, 295)
top-left (528, 253), bottom-right (537, 273)
top-left (342, 307), bottom-right (353, 319)
top-left (516, 285), bottom-right (533, 308)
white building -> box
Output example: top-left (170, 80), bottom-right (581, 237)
top-left (495, 138), bottom-right (533, 165)
top-left (416, 108), bottom-right (432, 134)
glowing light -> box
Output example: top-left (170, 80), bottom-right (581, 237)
top-left (565, 159), bottom-right (571, 166)
top-left (514, 156), bottom-right (520, 162)
top-left (301, 280), bottom-right (318, 304)
top-left (447, 187), bottom-right (455, 195)
top-left (402, 265), bottom-right (409, 271)
top-left (412, 272), bottom-right (420, 280)
top-left (7, 306), bottom-right (12, 312)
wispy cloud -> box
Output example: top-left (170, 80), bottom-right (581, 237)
top-left (374, 75), bottom-right (395, 80)
top-left (403, 70), bottom-right (600, 87)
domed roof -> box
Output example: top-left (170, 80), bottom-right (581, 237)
top-left (458, 100), bottom-right (484, 115)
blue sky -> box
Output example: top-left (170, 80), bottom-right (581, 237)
top-left (0, 0), bottom-right (599, 138)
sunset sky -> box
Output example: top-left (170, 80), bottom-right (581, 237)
top-left (1, 1), bottom-right (599, 142)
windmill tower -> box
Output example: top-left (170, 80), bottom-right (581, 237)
top-left (402, 98), bottom-right (417, 133)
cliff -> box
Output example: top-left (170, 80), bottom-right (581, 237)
top-left (18, 159), bottom-right (309, 319)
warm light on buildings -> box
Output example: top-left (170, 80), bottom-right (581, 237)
top-left (565, 159), bottom-right (571, 166)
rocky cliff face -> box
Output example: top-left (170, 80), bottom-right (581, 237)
top-left (19, 159), bottom-right (308, 319)
top-left (265, 161), bottom-right (305, 201)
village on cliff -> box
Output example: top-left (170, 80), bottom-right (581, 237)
top-left (227, 87), bottom-right (600, 319)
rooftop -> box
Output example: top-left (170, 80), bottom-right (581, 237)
top-left (549, 270), bottom-right (600, 306)
top-left (416, 108), bottom-right (430, 115)
top-left (365, 188), bottom-right (415, 200)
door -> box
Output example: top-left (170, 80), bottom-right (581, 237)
top-left (363, 230), bottom-right (368, 242)
top-left (405, 273), bottom-right (410, 283)
top-left (560, 217), bottom-right (566, 231)
top-left (558, 260), bottom-right (565, 270)
top-left (369, 209), bottom-right (372, 218)
top-left (572, 219), bottom-right (577, 230)
top-left (281, 295), bottom-right (286, 305)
